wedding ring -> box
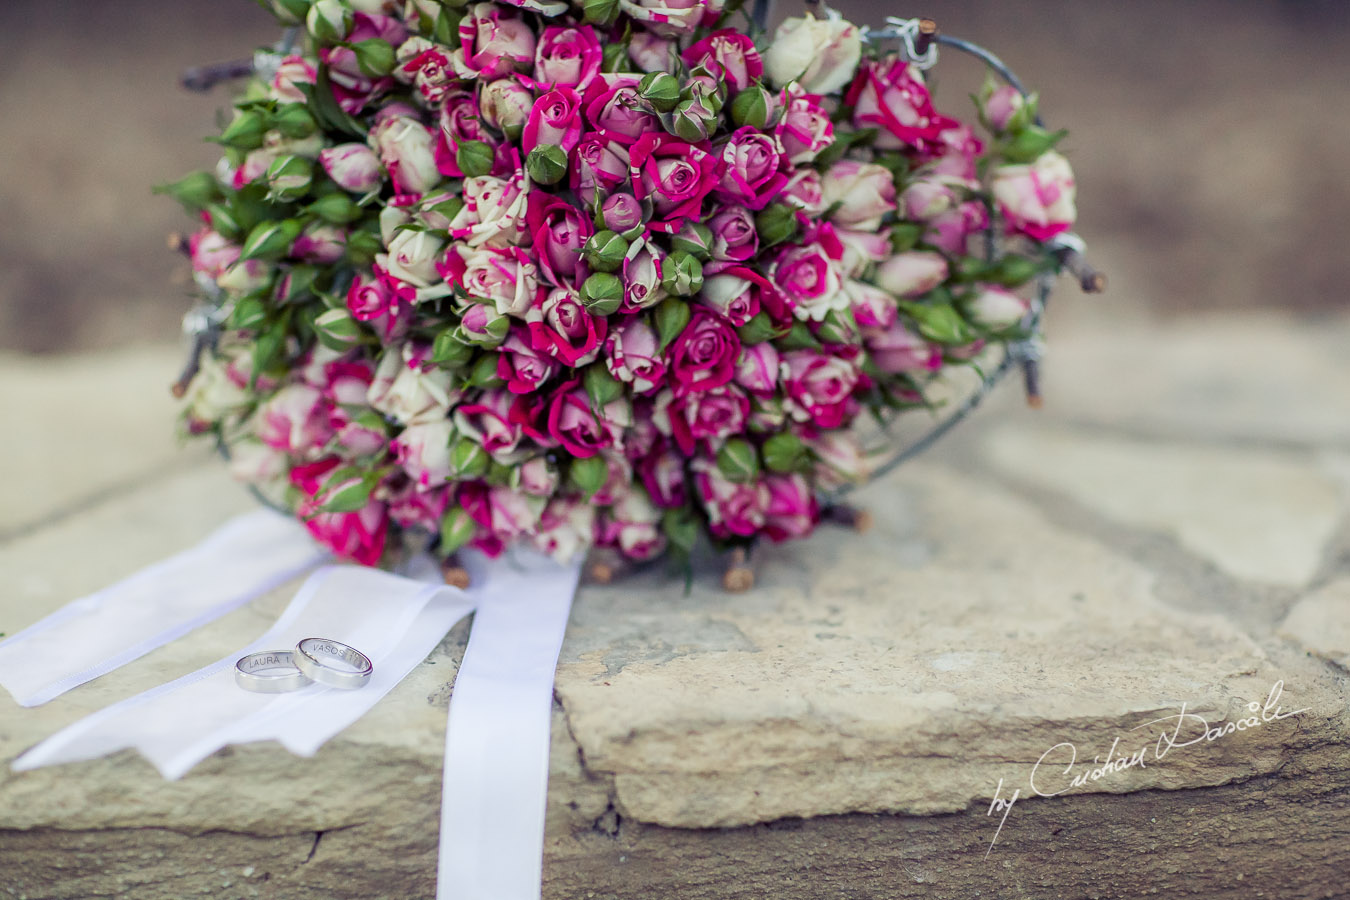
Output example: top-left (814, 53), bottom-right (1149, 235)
top-left (234, 651), bottom-right (312, 693)
top-left (294, 638), bottom-right (373, 690)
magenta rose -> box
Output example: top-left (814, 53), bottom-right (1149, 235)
top-left (546, 381), bottom-right (616, 458)
top-left (991, 151), bottom-right (1077, 242)
top-left (630, 132), bottom-right (722, 233)
top-left (707, 206), bottom-right (758, 262)
top-left (291, 458), bottom-right (388, 566)
top-left (533, 25), bottom-right (602, 90)
top-left (598, 489), bottom-right (667, 561)
top-left (775, 92), bottom-right (834, 164)
top-left (762, 473), bottom-right (818, 542)
top-left (715, 127), bottom-right (790, 211)
top-left (863, 319), bottom-right (942, 373)
top-left (320, 13), bottom-right (408, 113)
top-left (697, 265), bottom-right (770, 326)
top-left (771, 242), bottom-right (846, 322)
top-left (391, 419), bottom-right (454, 490)
top-left (189, 228), bottom-right (240, 280)
top-left (526, 192), bottom-right (593, 286)
top-left (734, 342), bottom-right (780, 397)
top-left (603, 192), bottom-right (646, 234)
top-left (583, 76), bottom-right (659, 145)
top-left (527, 286), bottom-right (607, 366)
top-left (668, 308), bottom-right (742, 392)
top-left (396, 40), bottom-right (455, 105)
top-left (604, 317), bottom-right (666, 394)
top-left (385, 482), bottom-right (451, 532)
top-left (257, 383), bottom-right (333, 454)
top-left (844, 57), bottom-right (948, 152)
top-left (522, 87), bottom-right (583, 156)
top-left (682, 29), bottom-right (763, 92)
top-left (845, 280), bottom-right (898, 330)
top-left (925, 200), bottom-right (990, 256)
top-left (453, 389), bottom-right (525, 459)
top-left (497, 330), bottom-right (561, 394)
top-left (435, 91), bottom-right (497, 179)
top-left (637, 445), bottom-right (687, 508)
top-left (621, 234), bottom-right (666, 310)
top-left (691, 458), bottom-right (768, 539)
top-left (570, 136), bottom-right (631, 207)
top-left (458, 2), bottom-right (536, 79)
top-left (781, 349), bottom-right (862, 428)
top-left (654, 384), bottom-right (751, 454)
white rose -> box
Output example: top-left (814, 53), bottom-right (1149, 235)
top-left (367, 345), bottom-right (459, 425)
top-left (763, 13), bottom-right (862, 95)
top-left (382, 227), bottom-right (445, 287)
top-left (369, 114), bottom-right (441, 195)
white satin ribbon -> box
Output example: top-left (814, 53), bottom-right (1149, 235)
top-left (0, 510), bottom-right (329, 707)
top-left (12, 565), bottom-right (474, 779)
top-left (438, 550), bottom-right (582, 900)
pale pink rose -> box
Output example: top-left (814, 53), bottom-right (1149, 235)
top-left (605, 318), bottom-right (666, 394)
top-left (457, 3), bottom-right (537, 79)
top-left (763, 13), bottom-right (862, 94)
top-left (188, 228), bottom-right (240, 280)
top-left (268, 54), bottom-right (317, 104)
top-left (627, 31), bottom-right (676, 72)
top-left (991, 150), bottom-right (1077, 242)
top-left (821, 160), bottom-right (897, 230)
top-left (875, 251), bottom-right (949, 297)
top-left (835, 228), bottom-right (892, 278)
top-left (771, 243), bottom-right (847, 322)
top-left (637, 446), bottom-right (687, 508)
top-left (321, 143), bottom-right (384, 194)
top-left (734, 343), bottom-right (780, 397)
top-left (924, 200), bottom-right (989, 255)
top-left (483, 485), bottom-right (546, 537)
top-left (217, 259), bottom-right (274, 296)
top-left (446, 173), bottom-right (528, 247)
top-left (691, 457), bottom-right (769, 538)
top-left (762, 473), bottom-right (818, 542)
top-left (479, 77), bottom-right (534, 136)
top-left (863, 319), bottom-right (942, 373)
top-left (775, 91), bottom-right (834, 165)
top-left (518, 456), bottom-right (560, 497)
top-left (392, 420), bottom-right (455, 490)
top-left (529, 497), bottom-right (595, 561)
top-left (617, 0), bottom-right (718, 38)
top-left (256, 384), bottom-right (333, 454)
top-left (698, 271), bottom-right (761, 326)
top-left (845, 280), bottom-right (898, 330)
top-left (369, 111), bottom-right (440, 195)
top-left (590, 450), bottom-right (634, 506)
top-left (899, 178), bottom-right (958, 221)
top-left (715, 127), bottom-right (790, 211)
top-left (439, 245), bottom-right (538, 318)
top-left (227, 439), bottom-right (289, 484)
top-left (803, 429), bottom-right (869, 489)
top-left (293, 222), bottom-right (347, 264)
top-left (183, 350), bottom-right (252, 430)
top-left (779, 169), bottom-right (826, 215)
top-left (367, 344), bottom-right (458, 425)
top-left (321, 13), bottom-right (408, 114)
top-left (385, 482), bottom-right (450, 531)
top-left (780, 349), bottom-right (860, 428)
top-left (621, 235), bottom-right (667, 311)
top-left (380, 227), bottom-right (444, 288)
top-left (982, 83), bottom-right (1025, 132)
top-left (599, 489), bottom-right (667, 561)
top-left (453, 389), bottom-right (524, 460)
top-left (966, 284), bottom-right (1031, 330)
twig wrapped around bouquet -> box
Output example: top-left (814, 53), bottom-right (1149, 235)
top-left (162, 0), bottom-right (1100, 588)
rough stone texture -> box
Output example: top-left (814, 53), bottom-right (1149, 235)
top-left (3, 315), bottom-right (1350, 899)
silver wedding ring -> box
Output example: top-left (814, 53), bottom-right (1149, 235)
top-left (294, 638), bottom-right (374, 690)
top-left (235, 650), bottom-right (312, 693)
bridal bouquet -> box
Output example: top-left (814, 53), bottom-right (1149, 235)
top-left (166, 0), bottom-right (1080, 570)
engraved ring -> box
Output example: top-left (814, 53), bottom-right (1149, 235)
top-left (234, 650), bottom-right (313, 693)
top-left (294, 638), bottom-right (374, 690)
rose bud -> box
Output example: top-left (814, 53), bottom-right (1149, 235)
top-left (876, 251), bottom-right (949, 298)
top-left (979, 78), bottom-right (1030, 134)
top-left (660, 251), bottom-right (704, 297)
top-left (320, 143), bottom-right (382, 194)
top-left (763, 13), bottom-right (862, 95)
top-left (729, 85), bottom-right (772, 130)
top-left (685, 29), bottom-right (764, 94)
top-left (821, 161), bottom-right (897, 230)
top-left (604, 318), bottom-right (666, 394)
top-left (455, 302), bottom-right (511, 347)
top-left (762, 430), bottom-right (808, 473)
top-left (734, 342), bottom-right (779, 396)
top-left (716, 437), bottom-right (760, 483)
top-left (240, 218), bottom-right (303, 261)
top-left (602, 193), bottom-right (645, 236)
top-left (670, 96), bottom-right (716, 143)
top-left (672, 222), bottom-right (713, 262)
top-left (306, 0), bottom-right (354, 44)
top-left (638, 71), bottom-right (681, 112)
top-left (264, 0), bottom-right (311, 25)
top-left (584, 230), bottom-right (629, 273)
top-left (690, 458), bottom-right (768, 540)
top-left (519, 456), bottom-right (560, 497)
top-left (568, 454), bottom-right (609, 500)
top-left (314, 308), bottom-right (364, 351)
top-left (448, 436), bottom-right (491, 479)
top-left (754, 203), bottom-right (798, 248)
top-left (217, 258), bottom-right (274, 295)
top-left (813, 307), bottom-right (860, 345)
top-left (965, 284), bottom-right (1031, 330)
top-left (157, 170), bottom-right (221, 212)
top-left (219, 109), bottom-right (267, 150)
top-left (526, 145), bottom-right (569, 186)
top-left (455, 140), bottom-right (496, 178)
top-left (582, 0), bottom-right (620, 26)
top-left (307, 192), bottom-right (362, 225)
top-left (480, 77), bottom-right (534, 139)
top-left (439, 505), bottom-right (477, 556)
top-left (580, 272), bottom-right (624, 316)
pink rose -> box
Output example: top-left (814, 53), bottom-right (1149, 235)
top-left (617, 0), bottom-right (718, 37)
top-left (321, 143), bottom-right (384, 193)
top-left (683, 29), bottom-right (763, 93)
top-left (598, 489), bottom-right (667, 561)
top-left (321, 13), bottom-right (408, 113)
top-left (637, 445), bottom-right (687, 508)
top-left (863, 319), bottom-right (942, 373)
top-left (268, 54), bottom-right (316, 104)
top-left (707, 207), bottom-right (759, 262)
top-left (582, 76), bottom-right (659, 145)
top-left (395, 38), bottom-right (455, 105)
top-left (461, 483), bottom-right (546, 540)
top-left (605, 318), bottom-right (667, 394)
top-left (453, 389), bottom-right (524, 459)
top-left (385, 482), bottom-right (451, 531)
top-left (589, 450), bottom-right (634, 506)
top-left (231, 149), bottom-right (275, 190)
top-left (447, 172), bottom-right (528, 247)
top-left (533, 26), bottom-right (602, 90)
top-left (981, 84), bottom-right (1025, 133)
top-left (546, 381), bottom-right (617, 458)
top-left (966, 284), bottom-right (1031, 330)
top-left (293, 222), bottom-right (347, 264)
top-left (439, 245), bottom-right (538, 318)
top-left (529, 496), bottom-right (594, 561)
top-left (519, 456), bottom-right (560, 497)
top-left (527, 286), bottom-right (607, 366)
top-left (227, 440), bottom-right (288, 485)
top-left (780, 349), bottom-right (861, 428)
top-left (653, 384), bottom-right (750, 454)
top-left (715, 127), bottom-right (790, 211)
top-left (347, 270), bottom-right (396, 321)
top-left (775, 91), bottom-right (834, 165)
top-left (497, 330), bottom-right (561, 394)
top-left (434, 91), bottom-right (497, 179)
top-left (804, 428), bottom-right (868, 489)
top-left (835, 228), bottom-right (892, 278)
top-left (845, 57), bottom-right (947, 153)
top-left (526, 192), bottom-right (592, 286)
top-left (479, 77), bottom-right (533, 136)
top-left (875, 251), bottom-right (949, 298)
top-left (458, 2), bottom-right (536, 79)
top-left (991, 151), bottom-right (1077, 242)
top-left (621, 234), bottom-right (667, 310)
top-left (771, 242), bottom-right (847, 322)
top-left (291, 458), bottom-right (388, 565)
top-left (627, 31), bottom-right (676, 72)
top-left (697, 266), bottom-right (766, 326)
top-left (370, 109), bottom-right (440, 195)
top-left (571, 137), bottom-right (631, 207)
top-left (392, 420), bottom-right (455, 490)
top-left (256, 384), bottom-right (333, 454)
top-left (779, 168), bottom-right (826, 215)
top-left (668, 308), bottom-right (742, 392)
top-left (925, 200), bottom-right (990, 256)
top-left (762, 473), bottom-right (818, 542)
top-left (926, 123), bottom-right (983, 180)
top-left (691, 458), bottom-right (768, 538)
top-left (188, 228), bottom-right (240, 280)
top-left (734, 342), bottom-right (780, 397)
top-left (630, 132), bottom-right (722, 233)
top-left (899, 178), bottom-right (957, 221)
top-left (522, 87), bottom-right (584, 156)
top-left (821, 160), bottom-right (897, 229)
top-left (602, 192), bottom-right (646, 234)
top-left (845, 280), bottom-right (898, 330)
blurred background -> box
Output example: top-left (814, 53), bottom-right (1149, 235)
top-left (1, 0), bottom-right (1347, 354)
